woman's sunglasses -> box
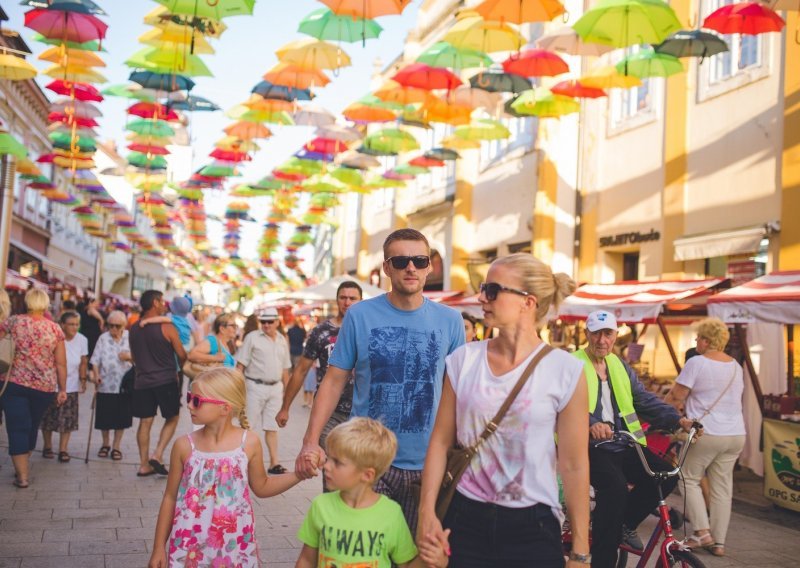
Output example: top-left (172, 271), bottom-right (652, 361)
top-left (385, 255), bottom-right (431, 270)
top-left (480, 282), bottom-right (531, 302)
top-left (186, 393), bottom-right (227, 409)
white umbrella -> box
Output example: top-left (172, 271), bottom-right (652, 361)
top-left (49, 99), bottom-right (103, 118)
top-left (316, 124), bottom-right (363, 142)
top-left (336, 150), bottom-right (380, 169)
top-left (536, 27), bottom-right (614, 57)
top-left (285, 275), bottom-right (385, 301)
top-left (449, 86), bottom-right (502, 110)
top-left (293, 105), bottom-right (336, 127)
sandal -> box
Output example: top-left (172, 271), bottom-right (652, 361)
top-left (57, 451), bottom-right (71, 463)
top-left (12, 478), bottom-right (29, 489)
top-left (42, 448), bottom-right (55, 459)
top-left (709, 544), bottom-right (725, 557)
top-left (97, 446), bottom-right (110, 458)
top-left (110, 449), bottom-right (123, 461)
top-left (685, 532), bottom-right (713, 550)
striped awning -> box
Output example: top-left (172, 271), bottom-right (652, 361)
top-left (708, 271), bottom-right (800, 324)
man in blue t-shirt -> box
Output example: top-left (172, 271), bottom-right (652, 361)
top-left (295, 228), bottom-right (465, 533)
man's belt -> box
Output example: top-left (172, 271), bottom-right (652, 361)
top-left (245, 376), bottom-right (280, 386)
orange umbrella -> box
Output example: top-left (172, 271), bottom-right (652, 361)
top-left (474, 0), bottom-right (566, 23)
top-left (242, 94), bottom-right (295, 113)
top-left (224, 121), bottom-right (273, 139)
top-left (319, 0), bottom-right (412, 18)
top-left (374, 81), bottom-right (434, 106)
top-left (343, 102), bottom-right (396, 123)
top-left (263, 62), bottom-right (330, 89)
top-left (39, 46), bottom-right (106, 68)
top-left (422, 97), bottom-right (474, 125)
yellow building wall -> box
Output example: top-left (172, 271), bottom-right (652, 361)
top-left (781, 12), bottom-right (800, 270)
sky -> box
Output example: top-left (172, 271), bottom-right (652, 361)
top-left (2, 0), bottom-right (422, 260)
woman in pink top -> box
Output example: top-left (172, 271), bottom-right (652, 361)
top-left (0, 288), bottom-right (67, 488)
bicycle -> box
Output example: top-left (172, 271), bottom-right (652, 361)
top-left (563, 425), bottom-right (706, 568)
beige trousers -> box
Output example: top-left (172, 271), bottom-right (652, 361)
top-left (681, 433), bottom-right (745, 545)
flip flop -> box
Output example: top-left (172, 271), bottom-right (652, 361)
top-left (42, 448), bottom-right (55, 459)
top-left (111, 449), bottom-right (123, 461)
top-left (136, 470), bottom-right (157, 477)
top-left (148, 459), bottom-right (168, 475)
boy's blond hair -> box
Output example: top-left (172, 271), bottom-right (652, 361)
top-left (325, 417), bottom-right (397, 479)
top-left (193, 367), bottom-right (250, 429)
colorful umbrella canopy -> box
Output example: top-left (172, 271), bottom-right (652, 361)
top-left (425, 148), bottom-right (461, 161)
top-left (417, 41), bottom-right (493, 71)
top-left (343, 102), bottom-right (397, 123)
top-left (441, 135), bottom-right (481, 150)
top-left (573, 0), bottom-right (682, 48)
top-left (654, 29), bottom-right (729, 59)
top-left (298, 8), bottom-right (382, 42)
top-left (251, 80), bottom-right (313, 101)
top-left (536, 26), bottom-right (615, 56)
top-left (126, 119), bottom-right (175, 137)
top-left (702, 2), bottom-right (785, 35)
top-left (128, 152), bottom-right (168, 169)
top-left (127, 101), bottom-right (180, 121)
top-left (469, 70), bottom-right (532, 93)
top-left (409, 155), bottom-right (445, 167)
top-left (263, 62), bottom-right (330, 89)
top-left (474, 0), bottom-right (566, 23)
top-left (511, 88), bottom-right (580, 117)
top-left (392, 63), bottom-right (462, 90)
top-left (317, 124), bottom-right (363, 142)
top-left (145, 6), bottom-right (228, 37)
top-left (129, 71), bottom-right (195, 91)
top-left (294, 105), bottom-right (337, 127)
top-left (38, 45), bottom-right (106, 68)
top-left (304, 137), bottom-right (348, 154)
top-left (138, 26), bottom-right (215, 54)
top-left (362, 128), bottom-right (419, 154)
top-left (153, 0), bottom-right (255, 20)
top-left (241, 95), bottom-right (295, 113)
top-left (127, 143), bottom-right (170, 155)
top-left (444, 11), bottom-right (526, 53)
top-left (103, 83), bottom-right (157, 101)
top-left (551, 80), bottom-right (607, 98)
top-left (24, 8), bottom-right (108, 44)
top-left (224, 121), bottom-right (272, 139)
top-left (580, 65), bottom-right (643, 88)
top-left (126, 47), bottom-right (213, 77)
top-left (449, 86), bottom-right (502, 109)
top-left (0, 54), bottom-right (38, 80)
top-left (329, 166), bottom-right (364, 186)
top-left (22, 0), bottom-right (106, 16)
top-left (455, 118), bottom-right (512, 141)
top-left (374, 81), bottom-right (434, 106)
top-left (276, 38), bottom-right (351, 71)
top-left (50, 99), bottom-right (103, 118)
top-left (46, 79), bottom-right (103, 101)
top-left (0, 131), bottom-right (28, 159)
top-left (502, 48), bottom-right (569, 77)
top-left (43, 64), bottom-right (107, 83)
top-left (166, 94), bottom-right (221, 112)
top-left (422, 97), bottom-right (474, 125)
top-left (617, 49), bottom-right (683, 78)
top-left (318, 0), bottom-right (412, 18)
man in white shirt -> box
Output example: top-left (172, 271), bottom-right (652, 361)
top-left (236, 307), bottom-right (291, 474)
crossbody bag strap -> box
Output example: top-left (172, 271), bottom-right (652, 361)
top-left (695, 362), bottom-right (739, 422)
top-left (472, 343), bottom-right (554, 451)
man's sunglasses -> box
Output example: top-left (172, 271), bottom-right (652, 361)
top-left (385, 255), bottom-right (431, 270)
top-left (186, 393), bottom-right (227, 409)
top-left (480, 282), bottom-right (532, 302)
top-left (259, 319), bottom-right (277, 325)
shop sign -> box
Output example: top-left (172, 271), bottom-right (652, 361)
top-left (763, 419), bottom-right (800, 512)
top-left (599, 229), bottom-right (660, 248)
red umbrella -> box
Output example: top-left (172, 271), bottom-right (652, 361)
top-left (502, 49), bottom-right (569, 77)
top-left (273, 170), bottom-right (307, 182)
top-left (409, 155), bottom-right (445, 168)
top-left (127, 143), bottom-right (171, 156)
top-left (45, 80), bottom-right (103, 102)
top-left (47, 112), bottom-right (99, 128)
top-left (210, 149), bottom-right (252, 162)
top-left (24, 8), bottom-right (108, 44)
top-left (304, 137), bottom-right (349, 154)
top-left (36, 153), bottom-right (55, 163)
top-left (703, 2), bottom-right (784, 35)
top-left (127, 102), bottom-right (180, 122)
top-left (392, 63), bottom-right (463, 90)
top-left (551, 80), bottom-right (607, 99)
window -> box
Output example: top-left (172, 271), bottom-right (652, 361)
top-left (345, 194), bottom-right (360, 230)
top-left (609, 46), bottom-right (653, 129)
top-left (479, 116), bottom-right (534, 170)
top-left (623, 252), bottom-right (640, 281)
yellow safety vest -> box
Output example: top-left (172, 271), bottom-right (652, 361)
top-left (573, 349), bottom-right (647, 446)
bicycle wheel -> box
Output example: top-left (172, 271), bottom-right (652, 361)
top-left (656, 549), bottom-right (707, 568)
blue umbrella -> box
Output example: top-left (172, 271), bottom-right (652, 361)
top-left (166, 94), bottom-right (220, 112)
top-left (129, 71), bottom-right (195, 92)
top-left (294, 149), bottom-right (335, 162)
top-left (22, 0), bottom-right (106, 15)
top-left (251, 80), bottom-right (313, 102)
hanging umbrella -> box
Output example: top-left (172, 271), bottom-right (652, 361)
top-left (305, 137), bottom-right (349, 154)
top-left (616, 49), bottom-right (683, 78)
top-left (103, 83), bottom-right (157, 101)
top-left (302, 175), bottom-right (349, 194)
top-left (276, 157), bottom-right (327, 176)
top-left (126, 119), bottom-right (175, 138)
top-left (38, 45), bottom-right (106, 68)
top-left (317, 124), bottom-right (363, 142)
top-left (126, 47), bottom-right (213, 77)
top-left (425, 148), bottom-right (461, 161)
top-left (127, 101), bottom-right (180, 121)
top-left (294, 105), bottom-right (337, 127)
top-left (298, 8), bottom-right (383, 42)
top-left (153, 0), bottom-right (255, 20)
top-left (46, 79), bottom-right (103, 101)
top-left (0, 131), bottom-right (29, 159)
top-left (224, 121), bottom-right (273, 139)
top-left (128, 152), bottom-right (168, 169)
top-left (422, 97), bottom-right (474, 125)
top-left (474, 0), bottom-right (566, 23)
top-left (392, 63), bottom-right (462, 90)
top-left (251, 80), bottom-right (313, 101)
top-left (441, 135), bottom-right (481, 150)
top-left (454, 118), bottom-right (511, 141)
top-left (469, 70), bottom-right (532, 93)
top-left (444, 11), bottom-right (526, 53)
top-left (49, 99), bottom-right (103, 118)
top-left (48, 112), bottom-right (98, 128)
top-left (0, 54), bottom-right (38, 80)
top-left (703, 2), bottom-right (785, 35)
top-left (209, 148), bottom-right (251, 162)
top-left (449, 86), bottom-right (502, 110)
top-left (573, 0), bottom-right (682, 48)
top-left (129, 70), bottom-right (195, 91)
top-left (337, 151), bottom-right (380, 169)
top-left (24, 8), bottom-right (108, 44)
top-left (318, 0), bottom-right (412, 18)
top-left (145, 6), bottom-right (228, 38)
top-left (579, 65), bottom-right (643, 88)
top-left (343, 102), bottom-right (397, 123)
top-left (502, 49), bottom-right (570, 77)
top-left (22, 0), bottom-right (106, 16)
top-left (329, 166), bottom-right (364, 186)
top-left (409, 155), bottom-right (445, 168)
top-left (138, 26), bottom-right (215, 54)
top-left (241, 95), bottom-right (295, 113)
top-left (511, 88), bottom-right (580, 117)
top-left (276, 38), bottom-right (352, 71)
top-left (43, 64), bottom-right (107, 84)
top-left (263, 62), bottom-right (330, 89)
top-left (394, 164), bottom-right (430, 176)
top-left (166, 94), bottom-right (221, 112)
top-left (374, 81), bottom-right (434, 106)
top-left (216, 137), bottom-right (260, 152)
top-left (536, 27), bottom-right (615, 56)
top-left (551, 80), bottom-right (607, 98)
top-left (416, 41), bottom-right (493, 71)
top-left (362, 128), bottom-right (419, 154)
top-left (654, 29), bottom-right (728, 60)
top-left (127, 143), bottom-right (170, 156)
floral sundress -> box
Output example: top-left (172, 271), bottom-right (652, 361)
top-left (168, 431), bottom-right (260, 567)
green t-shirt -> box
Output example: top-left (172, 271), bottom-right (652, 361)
top-left (297, 492), bottom-right (418, 567)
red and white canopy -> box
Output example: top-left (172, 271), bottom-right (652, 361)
top-left (707, 270), bottom-right (800, 324)
top-left (559, 279), bottom-right (724, 324)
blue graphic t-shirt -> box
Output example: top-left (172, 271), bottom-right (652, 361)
top-left (329, 295), bottom-right (465, 469)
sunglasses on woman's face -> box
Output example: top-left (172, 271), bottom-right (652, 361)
top-left (385, 255), bottom-right (431, 270)
top-left (108, 324), bottom-right (124, 329)
top-left (186, 393), bottom-right (227, 409)
top-left (479, 282), bottom-right (531, 302)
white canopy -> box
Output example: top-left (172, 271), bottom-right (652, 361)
top-left (285, 275), bottom-right (385, 302)
top-left (707, 271), bottom-right (800, 324)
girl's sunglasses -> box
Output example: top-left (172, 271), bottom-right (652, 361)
top-left (385, 255), bottom-right (431, 270)
top-left (480, 282), bottom-right (531, 302)
top-left (186, 393), bottom-right (227, 409)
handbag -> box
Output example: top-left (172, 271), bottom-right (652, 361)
top-left (0, 318), bottom-right (16, 398)
top-left (182, 336), bottom-right (225, 380)
top-left (433, 343), bottom-right (553, 520)
top-left (119, 366), bottom-right (135, 396)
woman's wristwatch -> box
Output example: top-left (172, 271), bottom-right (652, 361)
top-left (569, 551), bottom-right (592, 564)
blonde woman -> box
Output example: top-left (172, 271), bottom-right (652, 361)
top-left (0, 288), bottom-right (67, 488)
top-left (418, 253), bottom-right (590, 568)
top-left (666, 318), bottom-right (744, 557)
top-left (188, 312), bottom-right (238, 369)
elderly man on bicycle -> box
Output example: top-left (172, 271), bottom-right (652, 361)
top-left (574, 311), bottom-right (696, 568)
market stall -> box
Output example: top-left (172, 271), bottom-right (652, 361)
top-left (708, 270), bottom-right (800, 510)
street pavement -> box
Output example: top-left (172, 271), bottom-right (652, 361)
top-left (0, 387), bottom-right (798, 567)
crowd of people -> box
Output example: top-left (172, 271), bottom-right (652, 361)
top-left (0, 228), bottom-right (748, 568)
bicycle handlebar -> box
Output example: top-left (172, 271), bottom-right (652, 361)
top-left (598, 424), bottom-right (702, 478)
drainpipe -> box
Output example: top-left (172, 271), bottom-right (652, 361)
top-left (0, 154), bottom-right (17, 288)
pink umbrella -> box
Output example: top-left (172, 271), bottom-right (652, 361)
top-left (24, 8), bottom-right (108, 44)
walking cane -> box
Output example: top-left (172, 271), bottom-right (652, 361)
top-left (84, 388), bottom-right (96, 464)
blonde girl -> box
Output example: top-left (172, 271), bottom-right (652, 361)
top-left (149, 367), bottom-right (303, 568)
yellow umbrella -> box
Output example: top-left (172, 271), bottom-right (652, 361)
top-left (422, 97), bottom-right (474, 125)
top-left (263, 62), bottom-right (330, 89)
top-left (53, 156), bottom-right (95, 169)
top-left (580, 65), bottom-right (643, 89)
top-left (444, 11), bottom-right (526, 53)
top-left (374, 81), bottom-right (434, 106)
top-left (139, 27), bottom-right (216, 55)
top-left (242, 94), bottom-right (295, 113)
top-left (39, 46), bottom-right (106, 68)
top-left (43, 64), bottom-right (107, 84)
top-left (224, 121), bottom-right (273, 139)
top-left (275, 38), bottom-right (351, 71)
top-left (0, 53), bottom-right (37, 80)
top-left (15, 159), bottom-right (41, 176)
top-left (145, 6), bottom-right (228, 38)
top-left (441, 135), bottom-right (481, 150)
top-left (216, 136), bottom-right (260, 152)
top-left (54, 148), bottom-right (96, 160)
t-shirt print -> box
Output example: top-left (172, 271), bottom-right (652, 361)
top-left (367, 326), bottom-right (441, 434)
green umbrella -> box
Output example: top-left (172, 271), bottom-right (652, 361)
top-left (128, 152), bottom-right (168, 169)
top-left (573, 0), bottom-right (682, 49)
top-left (200, 164), bottom-right (239, 177)
top-left (454, 118), bottom-right (511, 141)
top-left (154, 0), bottom-right (255, 20)
top-left (230, 185), bottom-right (275, 197)
top-left (49, 131), bottom-right (97, 151)
top-left (425, 148), bottom-right (461, 161)
top-left (0, 132), bottom-right (28, 159)
top-left (298, 8), bottom-right (382, 43)
top-left (358, 94), bottom-right (408, 112)
top-left (126, 48), bottom-right (213, 77)
top-left (417, 41), bottom-right (493, 71)
top-left (126, 119), bottom-right (175, 138)
top-left (329, 166), bottom-right (364, 186)
top-left (511, 88), bottom-right (580, 118)
top-left (276, 157), bottom-right (326, 176)
top-left (301, 175), bottom-right (348, 194)
top-left (616, 49), bottom-right (683, 78)
top-left (363, 128), bottom-right (419, 155)
top-left (102, 84), bottom-right (157, 101)
top-left (366, 175), bottom-right (406, 189)
top-left (32, 33), bottom-right (105, 52)
top-left (394, 164), bottom-right (430, 176)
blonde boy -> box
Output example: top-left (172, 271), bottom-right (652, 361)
top-left (296, 418), bottom-right (448, 568)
